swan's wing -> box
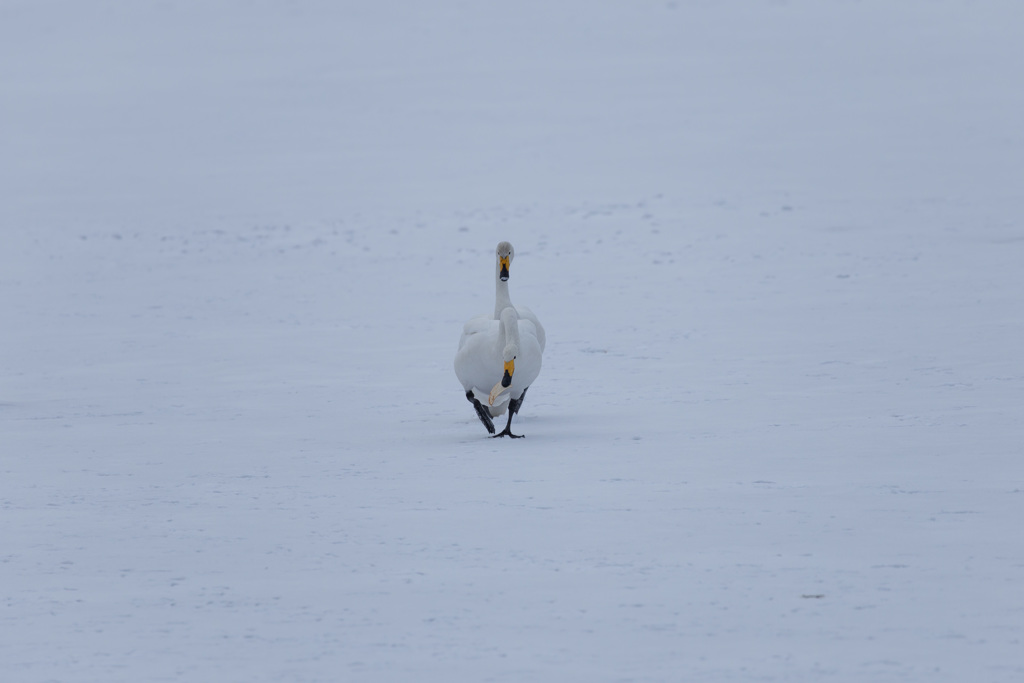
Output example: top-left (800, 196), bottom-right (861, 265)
top-left (512, 321), bottom-right (544, 389)
top-left (457, 314), bottom-right (492, 349)
top-left (515, 305), bottom-right (545, 353)
top-left (454, 316), bottom-right (500, 393)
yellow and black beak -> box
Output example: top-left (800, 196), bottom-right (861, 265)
top-left (499, 255), bottom-right (510, 281)
top-left (488, 358), bottom-right (515, 405)
top-left (501, 358), bottom-right (515, 387)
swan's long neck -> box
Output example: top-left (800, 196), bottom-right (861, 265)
top-left (498, 306), bottom-right (521, 353)
top-left (494, 269), bottom-right (513, 319)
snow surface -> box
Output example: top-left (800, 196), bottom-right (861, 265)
top-left (3, 1), bottom-right (1024, 681)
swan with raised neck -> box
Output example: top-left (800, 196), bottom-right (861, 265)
top-left (494, 241), bottom-right (515, 319)
top-left (454, 240), bottom-right (544, 438)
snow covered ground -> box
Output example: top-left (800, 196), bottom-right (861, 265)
top-left (3, 1), bottom-right (1023, 681)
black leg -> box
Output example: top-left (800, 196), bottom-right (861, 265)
top-left (466, 390), bottom-right (495, 434)
top-left (492, 387), bottom-right (528, 439)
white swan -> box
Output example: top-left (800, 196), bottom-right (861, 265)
top-left (455, 242), bottom-right (545, 438)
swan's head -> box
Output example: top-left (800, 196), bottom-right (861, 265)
top-left (489, 344), bottom-right (517, 405)
top-left (496, 241), bottom-right (515, 282)
top-left (500, 344), bottom-right (517, 386)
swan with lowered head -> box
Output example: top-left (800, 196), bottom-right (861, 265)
top-left (454, 242), bottom-right (545, 438)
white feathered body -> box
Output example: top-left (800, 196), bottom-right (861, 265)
top-left (455, 306), bottom-right (544, 417)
